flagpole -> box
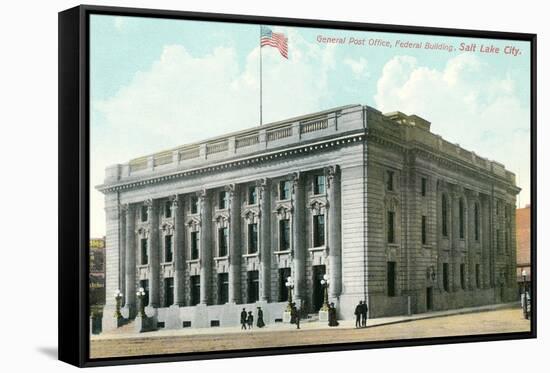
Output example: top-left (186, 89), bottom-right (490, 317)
top-left (259, 25), bottom-right (263, 126)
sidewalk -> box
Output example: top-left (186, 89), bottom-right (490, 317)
top-left (92, 302), bottom-right (520, 341)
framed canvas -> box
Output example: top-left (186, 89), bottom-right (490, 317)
top-left (58, 4), bottom-right (537, 367)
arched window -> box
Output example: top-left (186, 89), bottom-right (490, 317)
top-left (474, 203), bottom-right (480, 241)
top-left (442, 194), bottom-right (448, 237)
top-left (459, 199), bottom-right (465, 239)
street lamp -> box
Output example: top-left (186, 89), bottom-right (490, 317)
top-left (113, 289), bottom-right (123, 319)
top-left (285, 276), bottom-right (294, 311)
top-left (136, 287), bottom-right (146, 317)
top-left (521, 269), bottom-right (529, 319)
top-left (320, 274), bottom-right (330, 311)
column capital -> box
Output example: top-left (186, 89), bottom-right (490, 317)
top-left (325, 165), bottom-right (340, 188)
top-left (169, 194), bottom-right (180, 209)
top-left (224, 183), bottom-right (235, 195)
top-left (144, 198), bottom-right (154, 210)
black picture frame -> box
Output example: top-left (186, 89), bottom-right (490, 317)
top-left (58, 4), bottom-right (537, 368)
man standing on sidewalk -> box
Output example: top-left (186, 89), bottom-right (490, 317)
top-left (240, 308), bottom-right (247, 330)
top-left (354, 301), bottom-right (362, 328)
top-left (361, 300), bottom-right (368, 327)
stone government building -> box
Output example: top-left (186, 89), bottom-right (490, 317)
top-left (97, 104), bottom-right (519, 331)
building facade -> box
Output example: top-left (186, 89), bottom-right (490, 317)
top-left (97, 104), bottom-right (519, 331)
top-left (515, 205), bottom-right (531, 294)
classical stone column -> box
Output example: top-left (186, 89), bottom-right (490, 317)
top-left (119, 205), bottom-right (126, 308)
top-left (228, 184), bottom-right (241, 303)
top-left (326, 166), bottom-right (342, 301)
top-left (199, 190), bottom-right (212, 304)
top-left (172, 196), bottom-right (185, 306)
top-left (148, 199), bottom-right (160, 308)
top-left (258, 178), bottom-right (271, 301)
top-left (123, 204), bottom-right (136, 317)
top-left (292, 173), bottom-right (306, 304)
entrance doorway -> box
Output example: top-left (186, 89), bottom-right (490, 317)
top-left (426, 287), bottom-right (433, 311)
top-left (312, 265), bottom-right (326, 312)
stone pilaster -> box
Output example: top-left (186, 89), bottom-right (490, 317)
top-left (199, 190), bottom-right (212, 304)
top-left (292, 172), bottom-right (306, 304)
top-left (123, 204), bottom-right (136, 317)
top-left (228, 184), bottom-right (241, 303)
top-left (147, 199), bottom-right (160, 308)
top-left (172, 196), bottom-right (185, 306)
top-left (326, 166), bottom-right (342, 301)
top-left (258, 178), bottom-right (271, 301)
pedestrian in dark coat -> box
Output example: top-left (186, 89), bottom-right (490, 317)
top-left (289, 302), bottom-right (296, 324)
top-left (294, 304), bottom-right (301, 329)
top-left (361, 300), bottom-right (368, 327)
top-left (240, 308), bottom-right (247, 330)
top-left (247, 311), bottom-right (254, 329)
top-left (257, 307), bottom-right (265, 328)
top-left (354, 301), bottom-right (362, 328)
top-left (328, 303), bottom-right (339, 327)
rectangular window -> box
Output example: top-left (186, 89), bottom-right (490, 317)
top-left (387, 211), bottom-right (395, 244)
top-left (278, 268), bottom-right (291, 302)
top-left (505, 229), bottom-right (509, 252)
top-left (279, 219), bottom-right (290, 251)
top-left (443, 263), bottom-right (449, 292)
top-left (314, 175), bottom-right (326, 195)
top-left (218, 191), bottom-right (228, 210)
top-left (387, 261), bottom-right (396, 297)
top-left (496, 229), bottom-right (501, 251)
top-left (248, 186), bottom-right (257, 205)
top-left (218, 227), bottom-right (228, 257)
top-left (313, 214), bottom-right (325, 247)
top-left (459, 199), bottom-right (465, 239)
top-left (474, 203), bottom-right (480, 241)
top-left (460, 263), bottom-right (466, 290)
top-left (140, 238), bottom-right (148, 265)
top-left (421, 177), bottom-right (427, 196)
top-left (248, 223), bottom-right (258, 253)
top-left (386, 170), bottom-right (394, 191)
top-left (139, 279), bottom-right (149, 307)
top-left (475, 264), bottom-right (481, 288)
top-left (421, 215), bottom-right (427, 245)
top-left (247, 270), bottom-right (259, 303)
top-left (164, 277), bottom-right (174, 307)
top-left (279, 180), bottom-right (291, 200)
top-left (164, 235), bottom-right (173, 262)
top-left (190, 231), bottom-right (199, 260)
top-left (217, 273), bottom-right (229, 304)
top-left (190, 275), bottom-right (200, 306)
top-left (442, 195), bottom-right (448, 237)
top-left (165, 200), bottom-right (172, 218)
top-left (141, 205), bottom-right (148, 222)
top-left (190, 196), bottom-right (198, 214)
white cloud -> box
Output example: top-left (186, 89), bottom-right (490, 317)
top-left (374, 53), bottom-right (530, 206)
top-left (343, 57), bottom-right (369, 78)
top-left (90, 30), bottom-right (337, 236)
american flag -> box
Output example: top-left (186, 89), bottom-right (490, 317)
top-left (261, 26), bottom-right (288, 58)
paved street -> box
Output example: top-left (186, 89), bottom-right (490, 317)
top-left (90, 306), bottom-right (530, 358)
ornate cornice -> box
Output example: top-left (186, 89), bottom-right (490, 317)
top-left (97, 133), bottom-right (365, 193)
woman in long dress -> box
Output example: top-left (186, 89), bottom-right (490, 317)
top-left (257, 307), bottom-right (265, 328)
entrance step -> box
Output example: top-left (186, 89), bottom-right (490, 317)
top-left (303, 313), bottom-right (319, 323)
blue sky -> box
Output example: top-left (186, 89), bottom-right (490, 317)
top-left (90, 14), bottom-right (531, 237)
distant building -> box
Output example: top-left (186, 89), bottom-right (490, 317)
top-left (516, 205), bottom-right (531, 293)
top-left (97, 104), bottom-right (519, 331)
top-left (90, 237), bottom-right (106, 307)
